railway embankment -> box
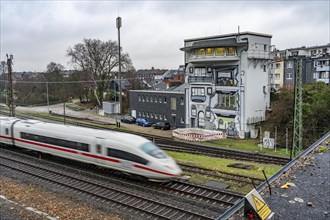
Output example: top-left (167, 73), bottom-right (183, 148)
top-left (262, 142), bottom-right (330, 220)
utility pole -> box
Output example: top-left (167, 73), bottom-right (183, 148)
top-left (6, 54), bottom-right (15, 117)
top-left (116, 16), bottom-right (122, 114)
top-left (46, 81), bottom-right (50, 113)
top-left (291, 58), bottom-right (303, 158)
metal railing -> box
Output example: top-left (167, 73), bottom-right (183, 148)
top-left (216, 131), bottom-right (330, 220)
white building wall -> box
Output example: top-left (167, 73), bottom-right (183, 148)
top-left (243, 35), bottom-right (271, 132)
top-left (182, 32), bottom-right (272, 137)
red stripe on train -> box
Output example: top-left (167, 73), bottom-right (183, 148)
top-left (134, 164), bottom-right (178, 177)
top-left (1, 136), bottom-right (175, 176)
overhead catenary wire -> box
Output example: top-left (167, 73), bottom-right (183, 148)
top-left (0, 77), bottom-right (139, 84)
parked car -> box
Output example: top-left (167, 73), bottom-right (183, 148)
top-left (120, 116), bottom-right (136, 124)
top-left (136, 118), bottom-right (153, 127)
top-left (153, 122), bottom-right (171, 130)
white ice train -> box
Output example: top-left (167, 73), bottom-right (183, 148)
top-left (0, 117), bottom-right (182, 181)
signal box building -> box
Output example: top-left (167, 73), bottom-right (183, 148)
top-left (181, 32), bottom-right (272, 137)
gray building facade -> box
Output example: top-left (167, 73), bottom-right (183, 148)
top-left (129, 90), bottom-right (186, 128)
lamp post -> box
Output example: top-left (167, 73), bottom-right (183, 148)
top-left (116, 16), bottom-right (122, 114)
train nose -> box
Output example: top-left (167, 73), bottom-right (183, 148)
top-left (163, 163), bottom-right (182, 176)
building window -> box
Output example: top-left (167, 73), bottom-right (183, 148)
top-left (194, 67), bottom-right (207, 77)
top-left (191, 105), bottom-right (197, 117)
top-left (275, 74), bottom-right (280, 80)
top-left (286, 62), bottom-right (293, 68)
top-left (207, 87), bottom-right (212, 95)
top-left (218, 94), bottom-right (236, 110)
top-left (146, 112), bottom-right (149, 117)
top-left (206, 48), bottom-right (214, 56)
top-left (227, 47), bottom-right (236, 56)
top-left (198, 48), bottom-right (205, 56)
top-left (155, 96), bottom-right (158, 103)
top-left (150, 113), bottom-right (154, 118)
top-left (275, 63), bottom-right (280, 69)
top-left (264, 45), bottom-right (267, 52)
top-left (287, 72), bottom-right (293, 79)
top-left (150, 96), bottom-right (153, 102)
top-left (138, 95), bottom-right (141, 102)
top-left (215, 47), bottom-right (225, 56)
top-left (263, 65), bottom-right (267, 72)
top-left (180, 117), bottom-right (184, 123)
top-left (159, 96), bottom-right (162, 103)
top-left (180, 97), bottom-right (184, 105)
top-left (205, 107), bottom-right (211, 118)
top-left (155, 114), bottom-right (158, 119)
top-left (142, 95), bottom-right (145, 102)
top-left (142, 111), bottom-right (145, 117)
top-left (164, 97), bottom-right (167, 103)
top-left (164, 114), bottom-right (167, 121)
top-left (159, 114), bottom-right (162, 120)
top-left (146, 96), bottom-right (149, 102)
top-left (198, 111), bottom-right (205, 128)
top-left (322, 71), bottom-right (329, 79)
top-left (138, 111), bottom-right (141, 116)
top-left (191, 87), bottom-right (206, 102)
top-left (171, 98), bottom-right (177, 110)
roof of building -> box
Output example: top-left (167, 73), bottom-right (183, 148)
top-left (110, 78), bottom-right (131, 90)
top-left (183, 31), bottom-right (272, 43)
top-left (136, 69), bottom-right (168, 76)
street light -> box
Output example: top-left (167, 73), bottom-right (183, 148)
top-left (116, 16), bottom-right (122, 114)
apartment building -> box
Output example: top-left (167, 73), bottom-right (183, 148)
top-left (181, 32), bottom-right (272, 137)
top-left (271, 44), bottom-right (330, 89)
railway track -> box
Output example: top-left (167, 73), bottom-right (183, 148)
top-left (0, 147), bottom-right (244, 218)
top-left (160, 180), bottom-right (242, 207)
top-left (0, 151), bottom-right (217, 219)
top-left (179, 163), bottom-right (264, 185)
top-left (0, 110), bottom-right (291, 166)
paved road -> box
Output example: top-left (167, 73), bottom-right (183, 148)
top-left (16, 104), bottom-right (173, 138)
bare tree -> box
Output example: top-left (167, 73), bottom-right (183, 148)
top-left (44, 62), bottom-right (66, 102)
top-left (67, 38), bottom-right (133, 107)
top-left (0, 61), bottom-right (7, 75)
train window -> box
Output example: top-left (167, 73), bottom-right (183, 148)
top-left (96, 144), bottom-right (102, 154)
top-left (5, 128), bottom-right (9, 135)
top-left (107, 148), bottom-right (148, 165)
top-left (140, 142), bottom-right (168, 159)
top-left (20, 132), bottom-right (89, 152)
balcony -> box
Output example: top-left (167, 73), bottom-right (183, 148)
top-left (215, 86), bottom-right (239, 93)
top-left (211, 104), bottom-right (238, 116)
top-left (316, 66), bottom-right (330, 72)
top-left (188, 76), bottom-right (213, 84)
top-left (316, 78), bottom-right (329, 84)
top-left (188, 55), bottom-right (239, 63)
top-left (216, 79), bottom-right (238, 87)
top-left (211, 108), bottom-right (239, 116)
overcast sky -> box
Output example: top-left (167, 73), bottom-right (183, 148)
top-left (1, 0), bottom-right (329, 72)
